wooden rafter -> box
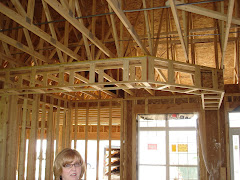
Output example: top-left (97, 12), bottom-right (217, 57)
top-left (0, 2), bottom-right (82, 61)
top-left (0, 32), bottom-right (53, 63)
top-left (142, 0), bottom-right (153, 55)
top-left (220, 0), bottom-right (235, 69)
top-left (173, 0), bottom-right (240, 25)
top-left (106, 0), bottom-right (150, 55)
top-left (43, 0), bottom-right (115, 58)
top-left (75, 0), bottom-right (92, 60)
top-left (168, 0), bottom-right (189, 62)
top-left (41, 0), bottom-right (64, 63)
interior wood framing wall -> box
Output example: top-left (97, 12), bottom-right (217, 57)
top-left (0, 93), bottom-right (239, 180)
top-left (0, 95), bottom-right (123, 180)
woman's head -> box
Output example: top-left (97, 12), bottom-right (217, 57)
top-left (53, 148), bottom-right (85, 180)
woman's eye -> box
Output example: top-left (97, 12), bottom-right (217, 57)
top-left (75, 163), bottom-right (81, 167)
top-left (64, 164), bottom-right (71, 168)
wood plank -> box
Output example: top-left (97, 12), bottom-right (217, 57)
top-left (131, 100), bottom-right (136, 180)
top-left (0, 32), bottom-right (52, 63)
top-left (85, 102), bottom-right (89, 179)
top-left (27, 95), bottom-right (39, 179)
top-left (0, 96), bottom-right (9, 180)
top-left (0, 2), bottom-right (81, 61)
top-left (171, 0), bottom-right (240, 25)
top-left (55, 99), bottom-right (61, 155)
top-left (120, 100), bottom-right (123, 180)
top-left (18, 98), bottom-right (28, 180)
top-left (220, 0), bottom-right (235, 69)
top-left (109, 5), bottom-right (120, 57)
top-left (39, 95), bottom-right (46, 180)
top-left (142, 0), bottom-right (153, 55)
top-left (62, 100), bottom-right (67, 149)
top-left (44, 0), bottom-right (115, 58)
top-left (75, 0), bottom-right (92, 60)
top-left (27, 0), bottom-right (35, 21)
top-left (74, 102), bottom-right (78, 149)
top-left (106, 0), bottom-right (150, 55)
top-left (6, 96), bottom-right (19, 180)
top-left (41, 0), bottom-right (64, 63)
top-left (108, 101), bottom-right (112, 180)
top-left (66, 102), bottom-right (72, 148)
top-left (168, 0), bottom-right (189, 62)
top-left (91, 0), bottom-right (96, 59)
top-left (96, 102), bottom-right (100, 180)
top-left (0, 96), bottom-right (9, 179)
top-left (46, 97), bottom-right (54, 180)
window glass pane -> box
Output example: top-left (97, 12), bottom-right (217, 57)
top-left (169, 131), bottom-right (197, 166)
top-left (229, 113), bottom-right (240, 127)
top-left (168, 114), bottom-right (197, 127)
top-left (233, 135), bottom-right (240, 179)
top-left (139, 131), bottom-right (166, 165)
top-left (139, 114), bottom-right (166, 127)
top-left (139, 165), bottom-right (166, 180)
top-left (170, 166), bottom-right (198, 180)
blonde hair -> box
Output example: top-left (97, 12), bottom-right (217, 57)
top-left (53, 148), bottom-right (86, 179)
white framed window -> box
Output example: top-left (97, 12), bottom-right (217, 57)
top-left (138, 114), bottom-right (198, 180)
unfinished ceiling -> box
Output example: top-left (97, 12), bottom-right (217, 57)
top-left (0, 0), bottom-right (239, 109)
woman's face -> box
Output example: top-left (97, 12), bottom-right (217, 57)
top-left (61, 158), bottom-right (82, 180)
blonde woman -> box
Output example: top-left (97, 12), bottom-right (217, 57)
top-left (53, 148), bottom-right (86, 180)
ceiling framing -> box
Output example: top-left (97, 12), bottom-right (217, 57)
top-left (0, 0), bottom-right (239, 109)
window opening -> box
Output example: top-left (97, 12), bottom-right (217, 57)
top-left (138, 113), bottom-right (198, 180)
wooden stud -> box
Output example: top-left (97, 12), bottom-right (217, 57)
top-left (66, 102), bottom-right (73, 148)
top-left (74, 102), bottom-right (78, 149)
top-left (85, 102), bottom-right (89, 179)
top-left (27, 95), bottom-right (39, 179)
top-left (39, 95), bottom-right (46, 180)
top-left (18, 98), bottom-right (28, 180)
top-left (96, 102), bottom-right (100, 180)
top-left (55, 99), bottom-right (61, 155)
top-left (131, 100), bottom-right (136, 180)
top-left (0, 96), bottom-right (9, 180)
top-left (62, 100), bottom-right (67, 149)
top-left (108, 101), bottom-right (112, 180)
top-left (46, 97), bottom-right (54, 180)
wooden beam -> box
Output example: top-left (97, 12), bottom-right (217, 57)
top-left (44, 0), bottom-right (115, 58)
top-left (0, 52), bottom-right (25, 66)
top-left (0, 2), bottom-right (82, 61)
top-left (109, 5), bottom-right (121, 57)
top-left (41, 0), bottom-right (64, 63)
top-left (142, 0), bottom-right (153, 55)
top-left (0, 32), bottom-right (52, 63)
top-left (75, 0), bottom-right (93, 60)
top-left (106, 0), bottom-right (150, 55)
top-left (27, 0), bottom-right (35, 21)
top-left (220, 0), bottom-right (235, 69)
top-left (168, 0), bottom-right (189, 62)
top-left (171, 0), bottom-right (240, 25)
